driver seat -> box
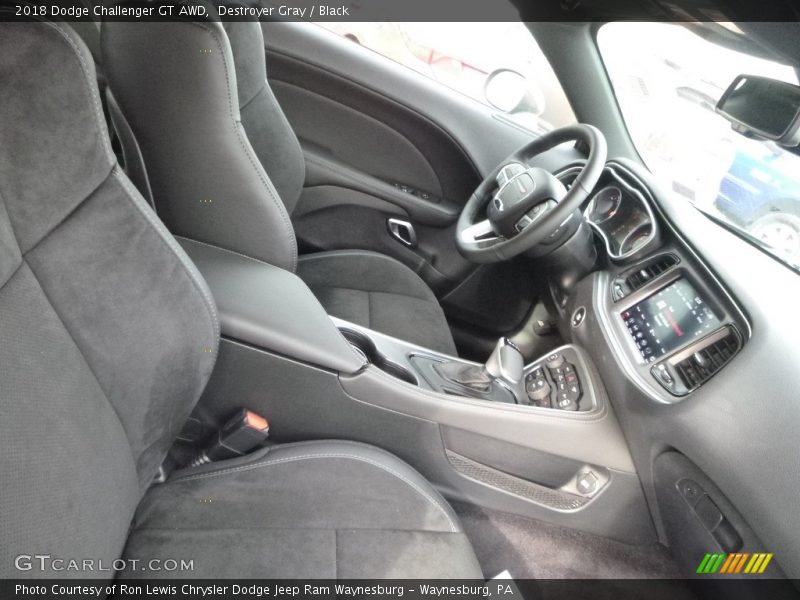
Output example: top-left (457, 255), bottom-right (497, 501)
top-left (101, 21), bottom-right (457, 356)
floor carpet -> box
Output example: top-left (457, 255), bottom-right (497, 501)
top-left (453, 500), bottom-right (688, 580)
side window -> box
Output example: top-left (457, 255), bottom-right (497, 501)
top-left (316, 22), bottom-right (576, 133)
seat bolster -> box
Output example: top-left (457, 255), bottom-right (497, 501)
top-left (175, 440), bottom-right (462, 531)
top-left (123, 441), bottom-right (482, 578)
top-left (297, 250), bottom-right (457, 355)
top-left (297, 250), bottom-right (439, 300)
top-left (141, 440), bottom-right (462, 534)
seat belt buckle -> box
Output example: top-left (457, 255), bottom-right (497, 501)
top-left (191, 409), bottom-right (270, 467)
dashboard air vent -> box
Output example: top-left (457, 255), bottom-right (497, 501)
top-left (612, 254), bottom-right (678, 301)
top-left (675, 329), bottom-right (740, 390)
top-left (626, 254), bottom-right (679, 290)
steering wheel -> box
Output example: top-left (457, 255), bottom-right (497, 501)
top-left (456, 124), bottom-right (607, 263)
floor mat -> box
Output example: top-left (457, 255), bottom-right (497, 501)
top-left (452, 501), bottom-right (684, 580)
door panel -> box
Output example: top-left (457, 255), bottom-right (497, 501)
top-left (261, 22), bottom-right (566, 340)
top-left (265, 46), bottom-right (481, 293)
top-left (269, 75), bottom-right (472, 202)
top-left (300, 147), bottom-right (461, 227)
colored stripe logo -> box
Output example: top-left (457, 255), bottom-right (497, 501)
top-left (696, 553), bottom-right (773, 574)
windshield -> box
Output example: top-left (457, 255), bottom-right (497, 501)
top-left (598, 22), bottom-right (800, 271)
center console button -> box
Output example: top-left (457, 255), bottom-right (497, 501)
top-left (556, 393), bottom-right (574, 409)
top-left (571, 306), bottom-right (586, 328)
top-left (557, 390), bottom-right (580, 411)
top-left (567, 382), bottom-right (581, 402)
top-left (545, 352), bottom-right (564, 369)
top-left (527, 379), bottom-right (550, 408)
top-left (527, 377), bottom-right (547, 391)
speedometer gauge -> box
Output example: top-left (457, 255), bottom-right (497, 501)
top-left (620, 223), bottom-right (653, 255)
top-left (587, 186), bottom-right (622, 224)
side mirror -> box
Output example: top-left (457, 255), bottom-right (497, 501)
top-left (716, 75), bottom-right (800, 147)
top-left (484, 69), bottom-right (544, 115)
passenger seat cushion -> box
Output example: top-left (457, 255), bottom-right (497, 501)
top-left (122, 441), bottom-right (482, 578)
top-left (297, 250), bottom-right (457, 355)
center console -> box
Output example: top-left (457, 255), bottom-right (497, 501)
top-left (179, 236), bottom-right (655, 546)
top-left (338, 321), bottom-right (598, 413)
top-left (523, 348), bottom-right (590, 411)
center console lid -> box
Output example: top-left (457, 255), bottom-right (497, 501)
top-left (179, 238), bottom-right (365, 374)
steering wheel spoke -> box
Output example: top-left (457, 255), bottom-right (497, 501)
top-left (456, 124), bottom-right (607, 263)
top-left (459, 219), bottom-right (504, 250)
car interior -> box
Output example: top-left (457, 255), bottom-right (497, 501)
top-left (2, 0), bottom-right (800, 593)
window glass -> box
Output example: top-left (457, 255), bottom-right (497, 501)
top-left (316, 22), bottom-right (576, 133)
top-left (599, 22), bottom-right (800, 270)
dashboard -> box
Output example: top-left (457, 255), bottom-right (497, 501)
top-left (556, 161), bottom-right (749, 403)
top-left (546, 158), bottom-right (800, 577)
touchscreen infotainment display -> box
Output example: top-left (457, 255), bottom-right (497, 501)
top-left (621, 278), bottom-right (721, 363)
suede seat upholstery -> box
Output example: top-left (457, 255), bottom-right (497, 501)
top-left (297, 250), bottom-right (458, 354)
top-left (100, 20), bottom-right (458, 356)
top-left (123, 441), bottom-right (481, 578)
top-left (0, 22), bottom-right (481, 580)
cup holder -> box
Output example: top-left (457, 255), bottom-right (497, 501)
top-left (339, 328), bottom-right (418, 385)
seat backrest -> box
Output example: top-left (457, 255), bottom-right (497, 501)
top-left (0, 23), bottom-right (219, 577)
top-left (222, 21), bottom-right (306, 214)
top-left (102, 21), bottom-right (299, 272)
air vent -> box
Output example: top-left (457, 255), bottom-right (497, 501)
top-left (626, 254), bottom-right (679, 290)
top-left (612, 254), bottom-right (678, 301)
top-left (675, 329), bottom-right (740, 390)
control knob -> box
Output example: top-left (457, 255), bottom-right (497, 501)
top-left (527, 380), bottom-right (552, 402)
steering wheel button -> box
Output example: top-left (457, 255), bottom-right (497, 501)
top-left (515, 215), bottom-right (533, 232)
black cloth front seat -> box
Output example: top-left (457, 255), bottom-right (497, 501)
top-left (0, 23), bottom-right (481, 579)
top-left (100, 21), bottom-right (457, 355)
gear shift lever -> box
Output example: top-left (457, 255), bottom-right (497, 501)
top-left (485, 337), bottom-right (524, 389)
top-left (433, 337), bottom-right (526, 401)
